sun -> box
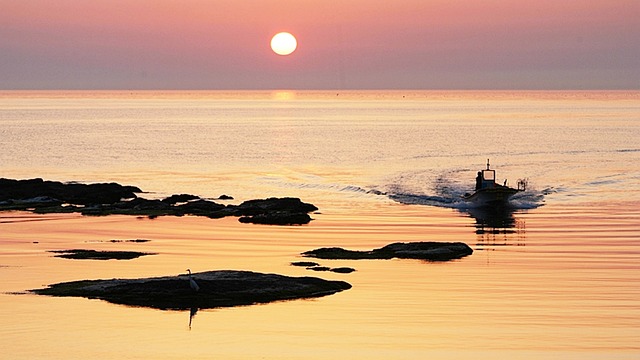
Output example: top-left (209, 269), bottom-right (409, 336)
top-left (270, 32), bottom-right (297, 56)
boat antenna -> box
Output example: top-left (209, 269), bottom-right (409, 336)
top-left (486, 159), bottom-right (490, 170)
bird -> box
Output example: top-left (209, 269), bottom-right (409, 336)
top-left (186, 269), bottom-right (200, 292)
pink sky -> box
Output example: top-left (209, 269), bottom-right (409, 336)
top-left (1, 0), bottom-right (638, 89)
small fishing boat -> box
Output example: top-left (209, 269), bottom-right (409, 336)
top-left (463, 160), bottom-right (526, 207)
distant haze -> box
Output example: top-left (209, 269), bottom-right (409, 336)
top-left (1, 0), bottom-right (638, 90)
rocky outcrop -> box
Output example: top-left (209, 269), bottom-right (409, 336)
top-left (303, 242), bottom-right (473, 262)
top-left (0, 178), bottom-right (140, 205)
top-left (0, 178), bottom-right (316, 225)
top-left (30, 270), bottom-right (351, 310)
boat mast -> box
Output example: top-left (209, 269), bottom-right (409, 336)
top-left (486, 159), bottom-right (490, 170)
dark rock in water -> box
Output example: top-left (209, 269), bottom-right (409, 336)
top-left (175, 199), bottom-right (228, 217)
top-left (235, 197), bottom-right (318, 216)
top-left (239, 212), bottom-right (312, 225)
top-left (30, 270), bottom-right (352, 310)
top-left (49, 249), bottom-right (155, 260)
top-left (0, 178), bottom-right (317, 226)
top-left (308, 266), bottom-right (332, 272)
top-left (217, 194), bottom-right (234, 200)
top-left (0, 178), bottom-right (140, 205)
top-left (291, 261), bottom-right (321, 267)
top-left (109, 239), bottom-right (151, 243)
top-left (304, 266), bottom-right (356, 274)
top-left (233, 197), bottom-right (317, 225)
top-left (161, 194), bottom-right (200, 204)
top-left (291, 261), bottom-right (356, 274)
top-left (303, 241), bottom-right (473, 262)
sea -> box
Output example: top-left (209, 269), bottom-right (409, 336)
top-left (0, 90), bottom-right (638, 359)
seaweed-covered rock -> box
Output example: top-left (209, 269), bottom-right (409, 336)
top-left (30, 270), bottom-right (351, 310)
top-left (303, 241), bottom-right (473, 262)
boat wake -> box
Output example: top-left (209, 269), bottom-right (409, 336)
top-left (380, 170), bottom-right (546, 211)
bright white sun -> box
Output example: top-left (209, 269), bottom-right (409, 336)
top-left (270, 32), bottom-right (297, 56)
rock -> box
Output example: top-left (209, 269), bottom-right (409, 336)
top-left (233, 197), bottom-right (317, 225)
top-left (308, 266), bottom-right (332, 272)
top-left (217, 194), bottom-right (234, 200)
top-left (109, 239), bottom-right (151, 243)
top-left (235, 197), bottom-right (318, 215)
top-left (0, 178), bottom-right (140, 205)
top-left (291, 261), bottom-right (356, 274)
top-left (238, 212), bottom-right (312, 225)
top-left (30, 270), bottom-right (352, 310)
top-left (161, 194), bottom-right (200, 204)
top-left (0, 178), bottom-right (317, 226)
top-left (49, 249), bottom-right (155, 260)
top-left (291, 261), bottom-right (321, 267)
top-left (302, 241), bottom-right (473, 262)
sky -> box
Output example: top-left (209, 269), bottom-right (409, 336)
top-left (1, 0), bottom-right (638, 90)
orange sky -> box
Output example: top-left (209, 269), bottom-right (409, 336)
top-left (1, 0), bottom-right (638, 89)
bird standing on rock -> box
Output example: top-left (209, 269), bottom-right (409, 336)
top-left (186, 269), bottom-right (200, 292)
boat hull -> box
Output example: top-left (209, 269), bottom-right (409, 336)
top-left (462, 187), bottom-right (520, 207)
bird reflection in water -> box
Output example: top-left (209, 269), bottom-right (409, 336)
top-left (188, 307), bottom-right (198, 330)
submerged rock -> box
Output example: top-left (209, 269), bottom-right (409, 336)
top-left (303, 241), bottom-right (473, 262)
top-left (49, 249), bottom-right (155, 260)
top-left (30, 270), bottom-right (351, 310)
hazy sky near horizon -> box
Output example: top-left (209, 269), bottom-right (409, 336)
top-left (1, 0), bottom-right (638, 90)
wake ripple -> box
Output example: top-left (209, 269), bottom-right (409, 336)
top-left (380, 171), bottom-right (546, 210)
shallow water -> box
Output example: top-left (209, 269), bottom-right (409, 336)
top-left (0, 91), bottom-right (639, 359)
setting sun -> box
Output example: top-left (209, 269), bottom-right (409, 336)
top-left (270, 32), bottom-right (297, 56)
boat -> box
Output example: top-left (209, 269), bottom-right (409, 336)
top-left (462, 160), bottom-right (526, 207)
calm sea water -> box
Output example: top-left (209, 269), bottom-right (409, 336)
top-left (0, 91), bottom-right (639, 359)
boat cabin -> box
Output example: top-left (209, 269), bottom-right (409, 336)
top-left (474, 159), bottom-right (527, 191)
top-left (475, 167), bottom-right (496, 190)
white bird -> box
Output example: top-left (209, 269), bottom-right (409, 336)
top-left (186, 269), bottom-right (200, 292)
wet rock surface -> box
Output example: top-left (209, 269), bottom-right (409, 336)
top-left (30, 270), bottom-right (352, 310)
top-left (303, 241), bottom-right (473, 262)
top-left (0, 178), bottom-right (317, 225)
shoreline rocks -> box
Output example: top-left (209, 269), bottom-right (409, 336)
top-left (30, 270), bottom-right (352, 310)
top-left (303, 241), bottom-right (473, 262)
top-left (0, 178), bottom-right (317, 225)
